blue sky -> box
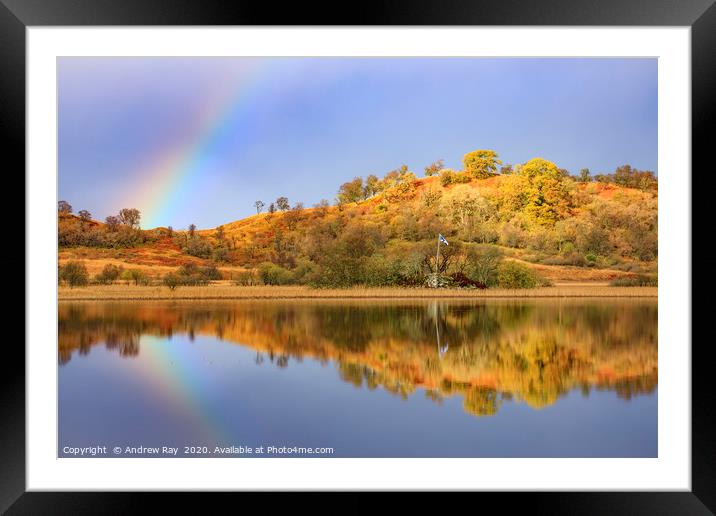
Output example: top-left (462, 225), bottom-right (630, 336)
top-left (58, 57), bottom-right (657, 229)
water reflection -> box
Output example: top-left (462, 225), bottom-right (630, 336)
top-left (59, 299), bottom-right (657, 418)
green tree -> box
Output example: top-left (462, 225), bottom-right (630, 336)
top-left (497, 261), bottom-right (538, 289)
top-left (163, 273), bottom-right (182, 291)
top-left (463, 150), bottom-right (501, 179)
top-left (579, 168), bottom-right (591, 182)
top-left (466, 246), bottom-right (502, 287)
top-left (121, 268), bottom-right (147, 285)
top-left (59, 261), bottom-right (88, 287)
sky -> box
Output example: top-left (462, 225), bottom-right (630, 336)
top-left (58, 57), bottom-right (657, 230)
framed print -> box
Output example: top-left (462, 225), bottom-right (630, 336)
top-left (3, 0), bottom-right (714, 511)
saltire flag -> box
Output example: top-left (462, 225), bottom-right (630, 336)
top-left (439, 234), bottom-right (449, 246)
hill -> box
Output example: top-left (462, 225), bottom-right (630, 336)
top-left (58, 154), bottom-right (658, 288)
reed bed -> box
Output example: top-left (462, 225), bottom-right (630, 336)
top-left (58, 284), bottom-right (658, 301)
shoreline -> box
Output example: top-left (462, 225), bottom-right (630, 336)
top-left (58, 284), bottom-right (658, 301)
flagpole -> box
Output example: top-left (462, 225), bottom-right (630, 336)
top-left (436, 235), bottom-right (441, 275)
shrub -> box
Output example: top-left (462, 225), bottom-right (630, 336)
top-left (497, 261), bottom-right (538, 289)
top-left (175, 263), bottom-right (214, 286)
top-left (499, 222), bottom-right (526, 248)
top-left (59, 261), bottom-right (88, 287)
top-left (258, 262), bottom-right (294, 285)
top-left (212, 246), bottom-right (230, 263)
top-left (363, 254), bottom-right (407, 286)
top-left (94, 263), bottom-right (122, 284)
top-left (465, 246), bottom-right (501, 287)
top-left (200, 265), bottom-right (222, 281)
top-left (439, 169), bottom-right (469, 186)
top-left (541, 253), bottom-right (587, 267)
top-left (233, 270), bottom-right (259, 286)
top-left (449, 272), bottom-right (487, 289)
top-left (163, 273), bottom-right (182, 291)
top-left (610, 274), bottom-right (657, 287)
top-left (121, 268), bottom-right (148, 286)
top-left (182, 237), bottom-right (213, 259)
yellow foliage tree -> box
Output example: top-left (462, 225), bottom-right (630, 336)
top-left (463, 149), bottom-right (501, 179)
top-left (518, 158), bottom-right (571, 226)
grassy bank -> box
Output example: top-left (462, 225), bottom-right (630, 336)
top-left (58, 283), bottom-right (658, 300)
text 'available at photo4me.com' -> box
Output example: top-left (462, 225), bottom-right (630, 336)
top-left (61, 444), bottom-right (336, 457)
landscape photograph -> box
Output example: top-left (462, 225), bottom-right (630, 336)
top-left (57, 57), bottom-right (657, 458)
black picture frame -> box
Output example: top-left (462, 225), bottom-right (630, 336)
top-left (2, 0), bottom-right (713, 511)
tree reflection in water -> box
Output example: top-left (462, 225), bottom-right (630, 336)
top-left (59, 299), bottom-right (657, 417)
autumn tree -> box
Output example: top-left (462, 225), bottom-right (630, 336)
top-left (424, 159), bottom-right (445, 177)
top-left (314, 199), bottom-right (330, 216)
top-left (285, 204), bottom-right (303, 230)
top-left (463, 150), bottom-right (501, 179)
top-left (276, 197), bottom-right (290, 211)
top-left (396, 164), bottom-right (416, 182)
top-left (612, 165), bottom-right (658, 191)
top-left (254, 200), bottom-right (265, 214)
top-left (337, 177), bottom-right (364, 205)
top-left (364, 174), bottom-right (381, 198)
top-left (518, 158), bottom-right (571, 226)
top-left (58, 200), bottom-right (73, 214)
top-left (500, 164), bottom-right (514, 175)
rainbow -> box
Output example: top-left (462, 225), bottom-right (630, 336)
top-left (134, 335), bottom-right (233, 444)
top-left (118, 59), bottom-right (278, 229)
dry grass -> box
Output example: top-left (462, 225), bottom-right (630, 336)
top-left (58, 283), bottom-right (658, 301)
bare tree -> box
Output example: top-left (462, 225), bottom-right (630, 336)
top-left (105, 215), bottom-right (120, 232)
top-left (78, 210), bottom-right (92, 222)
top-left (117, 208), bottom-right (141, 228)
top-left (254, 200), bottom-right (265, 214)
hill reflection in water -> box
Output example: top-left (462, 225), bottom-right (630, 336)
top-left (58, 299), bottom-right (657, 418)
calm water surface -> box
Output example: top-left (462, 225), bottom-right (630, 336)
top-left (58, 299), bottom-right (657, 457)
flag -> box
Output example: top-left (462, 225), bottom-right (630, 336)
top-left (438, 234), bottom-right (449, 246)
